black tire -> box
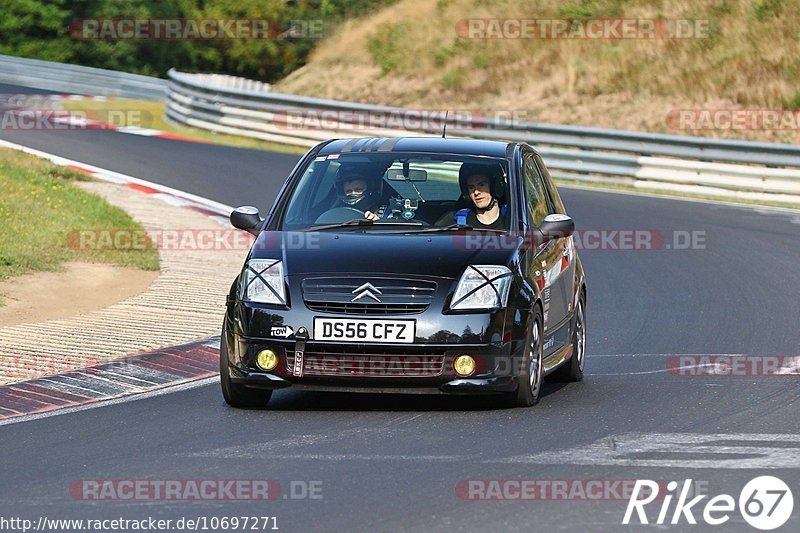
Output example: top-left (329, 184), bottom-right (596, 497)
top-left (547, 294), bottom-right (586, 383)
top-left (220, 325), bottom-right (272, 408)
top-left (504, 308), bottom-right (544, 407)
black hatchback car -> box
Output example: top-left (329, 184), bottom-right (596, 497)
top-left (222, 137), bottom-right (586, 408)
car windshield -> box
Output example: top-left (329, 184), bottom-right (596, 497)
top-left (279, 151), bottom-right (510, 232)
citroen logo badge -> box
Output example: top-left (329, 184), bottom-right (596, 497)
top-left (351, 282), bottom-right (382, 303)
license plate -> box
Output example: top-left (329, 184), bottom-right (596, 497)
top-left (313, 318), bottom-right (415, 343)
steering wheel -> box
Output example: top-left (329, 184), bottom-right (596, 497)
top-left (314, 207), bottom-right (367, 224)
top-left (314, 206), bottom-right (432, 226)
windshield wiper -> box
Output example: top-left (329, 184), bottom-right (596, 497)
top-left (417, 223), bottom-right (507, 234)
top-left (309, 219), bottom-right (424, 231)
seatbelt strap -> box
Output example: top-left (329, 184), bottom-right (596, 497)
top-left (455, 205), bottom-right (505, 224)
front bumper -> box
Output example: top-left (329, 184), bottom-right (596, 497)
top-left (228, 365), bottom-right (519, 395)
top-left (225, 331), bottom-right (524, 395)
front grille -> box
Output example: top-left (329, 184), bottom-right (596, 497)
top-left (287, 352), bottom-right (445, 377)
top-left (304, 302), bottom-right (428, 315)
top-left (302, 277), bottom-right (436, 315)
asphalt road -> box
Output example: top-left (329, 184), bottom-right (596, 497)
top-left (1, 83), bottom-right (799, 532)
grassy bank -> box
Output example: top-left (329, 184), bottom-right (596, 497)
top-left (0, 149), bottom-right (159, 282)
top-left (275, 0), bottom-right (800, 145)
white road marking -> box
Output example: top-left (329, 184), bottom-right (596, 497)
top-left (201, 337), bottom-right (221, 349)
top-left (492, 433), bottom-right (800, 469)
top-left (116, 127), bottom-right (161, 136)
top-left (588, 353), bottom-right (760, 358)
top-left (589, 364), bottom-right (716, 376)
top-left (93, 368), bottom-right (163, 387)
top-left (107, 362), bottom-right (182, 383)
top-left (72, 370), bottom-right (147, 393)
top-left (261, 454), bottom-right (473, 462)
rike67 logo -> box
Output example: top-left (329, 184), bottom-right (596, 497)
top-left (623, 476), bottom-right (794, 530)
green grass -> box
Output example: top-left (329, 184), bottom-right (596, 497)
top-left (366, 21), bottom-right (412, 75)
top-left (62, 99), bottom-right (306, 155)
top-left (441, 67), bottom-right (466, 91)
top-left (0, 150), bottom-right (159, 282)
top-left (752, 0), bottom-right (784, 21)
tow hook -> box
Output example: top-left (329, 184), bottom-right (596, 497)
top-left (292, 327), bottom-right (309, 377)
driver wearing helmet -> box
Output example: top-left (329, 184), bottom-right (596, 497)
top-left (335, 170), bottom-right (392, 221)
top-left (453, 162), bottom-right (508, 229)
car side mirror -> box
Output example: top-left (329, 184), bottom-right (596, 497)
top-left (230, 206), bottom-right (263, 236)
top-left (539, 214), bottom-right (574, 239)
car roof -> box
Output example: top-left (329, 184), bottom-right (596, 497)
top-left (317, 137), bottom-right (514, 158)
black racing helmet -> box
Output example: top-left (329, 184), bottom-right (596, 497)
top-left (334, 168), bottom-right (384, 212)
top-left (458, 161), bottom-right (506, 201)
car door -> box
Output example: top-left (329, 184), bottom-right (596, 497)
top-left (520, 150), bottom-right (564, 353)
top-left (534, 152), bottom-right (576, 331)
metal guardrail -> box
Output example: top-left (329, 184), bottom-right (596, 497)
top-left (179, 73), bottom-right (271, 93)
top-left (165, 68), bottom-right (800, 205)
top-left (0, 55), bottom-right (166, 100)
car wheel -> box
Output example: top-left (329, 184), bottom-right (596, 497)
top-left (220, 324), bottom-right (272, 408)
top-left (505, 308), bottom-right (543, 407)
top-left (547, 294), bottom-right (585, 383)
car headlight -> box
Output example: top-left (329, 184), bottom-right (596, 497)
top-left (241, 259), bottom-right (287, 305)
top-left (450, 265), bottom-right (512, 311)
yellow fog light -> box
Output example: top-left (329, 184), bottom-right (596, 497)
top-left (454, 355), bottom-right (476, 377)
top-left (256, 349), bottom-right (279, 371)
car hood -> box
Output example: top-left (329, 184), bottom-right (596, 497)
top-left (249, 231), bottom-right (519, 279)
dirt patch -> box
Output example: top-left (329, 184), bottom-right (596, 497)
top-left (0, 262), bottom-right (158, 327)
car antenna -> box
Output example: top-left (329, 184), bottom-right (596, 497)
top-left (442, 110), bottom-right (449, 138)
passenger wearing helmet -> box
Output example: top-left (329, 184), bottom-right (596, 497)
top-left (454, 162), bottom-right (508, 229)
top-left (335, 170), bottom-right (391, 221)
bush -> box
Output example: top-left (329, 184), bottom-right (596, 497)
top-left (0, 0), bottom-right (399, 82)
top-left (367, 22), bottom-right (410, 75)
top-left (441, 67), bottom-right (465, 90)
top-left (752, 0), bottom-right (784, 21)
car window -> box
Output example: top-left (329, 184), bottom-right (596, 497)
top-left (534, 153), bottom-right (567, 215)
top-left (283, 160), bottom-right (323, 225)
top-left (522, 153), bottom-right (551, 227)
top-left (381, 160), bottom-right (459, 201)
top-left (313, 161), bottom-right (340, 205)
top-left (279, 153), bottom-right (509, 230)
